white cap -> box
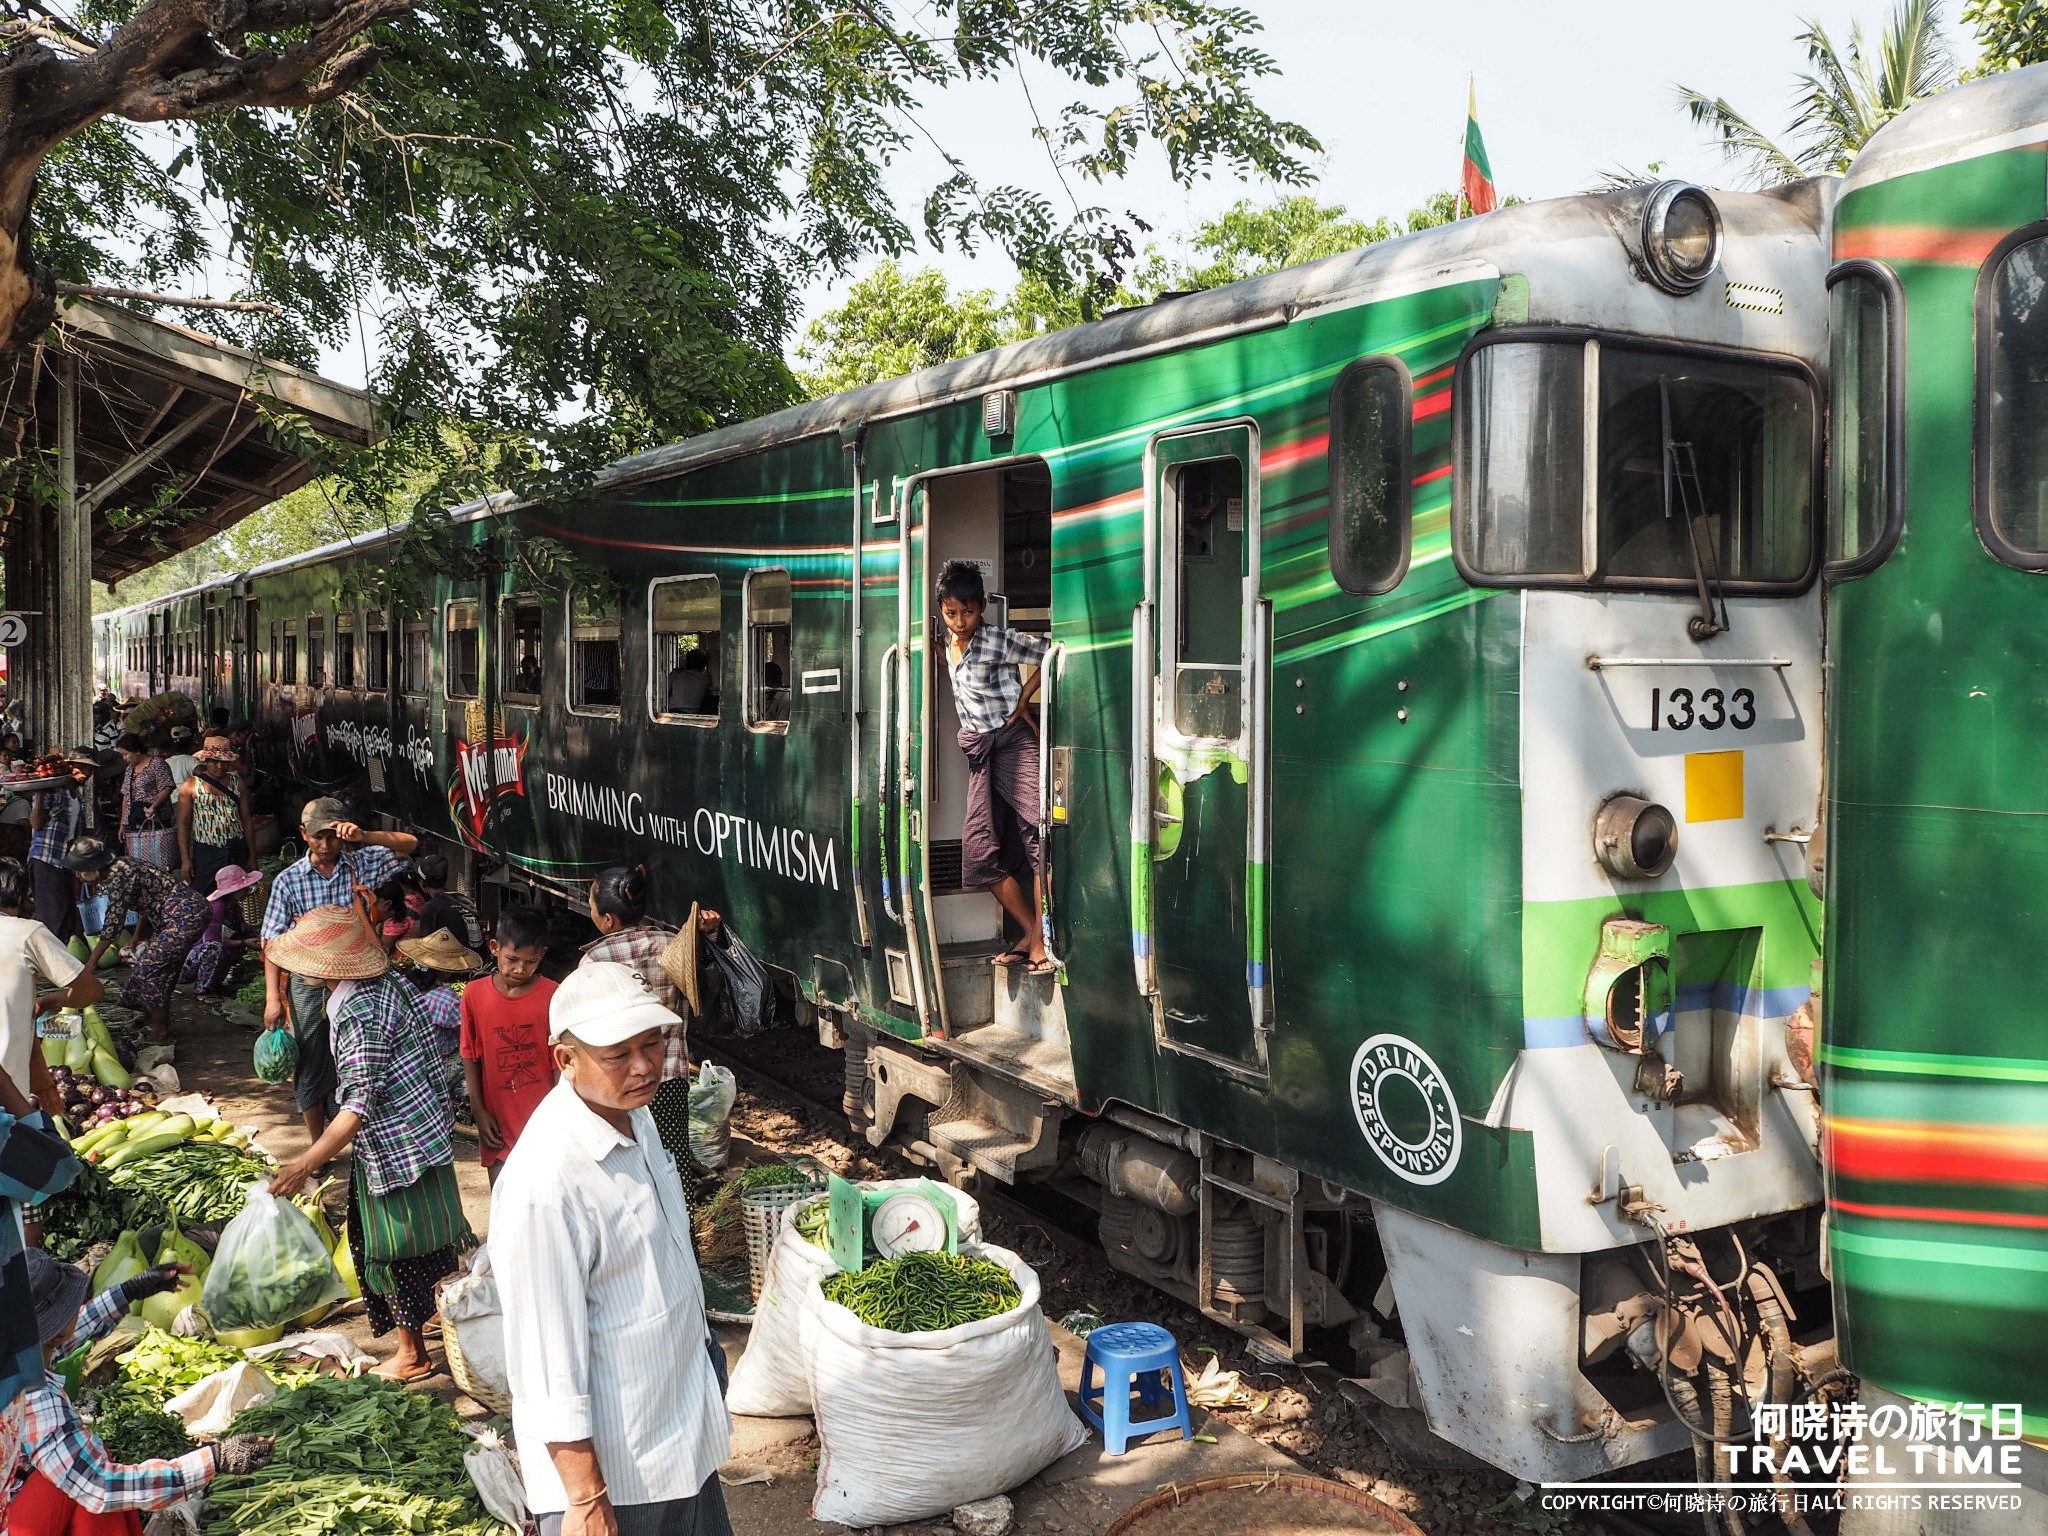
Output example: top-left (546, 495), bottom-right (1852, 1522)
top-left (550, 960), bottom-right (679, 1047)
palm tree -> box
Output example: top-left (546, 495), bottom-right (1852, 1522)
top-left (1675, 0), bottom-right (1959, 183)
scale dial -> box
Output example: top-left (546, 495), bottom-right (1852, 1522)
top-left (870, 1191), bottom-right (949, 1257)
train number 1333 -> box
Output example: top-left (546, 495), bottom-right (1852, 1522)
top-left (1649, 686), bottom-right (1756, 732)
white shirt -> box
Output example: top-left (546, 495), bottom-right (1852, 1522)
top-left (0, 914), bottom-right (83, 1096)
top-left (491, 1080), bottom-right (729, 1513)
top-left (166, 754), bottom-right (199, 787)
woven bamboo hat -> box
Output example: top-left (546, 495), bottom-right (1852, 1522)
top-left (660, 900), bottom-right (701, 1017)
top-left (269, 903), bottom-right (390, 981)
top-left (397, 926), bottom-right (483, 975)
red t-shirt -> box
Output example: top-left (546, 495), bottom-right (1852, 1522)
top-left (458, 974), bottom-right (559, 1165)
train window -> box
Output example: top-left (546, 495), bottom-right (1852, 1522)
top-left (1170, 457), bottom-right (1246, 739)
top-left (649, 575), bottom-right (721, 724)
top-left (401, 618), bottom-right (430, 696)
top-left (306, 615), bottom-right (327, 688)
top-left (743, 568), bottom-right (792, 728)
top-left (280, 621), bottom-right (298, 686)
top-left (365, 612), bottom-right (390, 691)
top-left (444, 600), bottom-right (481, 699)
top-left (334, 611), bottom-right (357, 689)
top-left (568, 590), bottom-right (622, 715)
top-left (1328, 357), bottom-right (1413, 596)
top-left (1458, 334), bottom-right (1816, 591)
top-left (502, 596), bottom-right (544, 705)
top-left (1459, 339), bottom-right (1588, 578)
top-left (1827, 266), bottom-right (1902, 577)
top-left (1980, 232), bottom-right (2048, 566)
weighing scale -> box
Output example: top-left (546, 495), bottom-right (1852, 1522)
top-left (825, 1172), bottom-right (961, 1273)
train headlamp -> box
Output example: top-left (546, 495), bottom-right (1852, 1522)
top-left (1595, 795), bottom-right (1678, 880)
top-left (1640, 182), bottom-right (1722, 295)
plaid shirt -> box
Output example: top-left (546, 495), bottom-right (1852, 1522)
top-left (26, 790), bottom-right (78, 868)
top-left (260, 845), bottom-right (402, 942)
top-left (943, 623), bottom-right (1048, 735)
top-left (0, 1111), bottom-right (80, 1413)
top-left (581, 925), bottom-right (689, 1080)
top-left (1, 1289), bottom-right (212, 1516)
top-left (332, 973), bottom-right (455, 1195)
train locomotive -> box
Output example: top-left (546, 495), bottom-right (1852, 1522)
top-left (99, 178), bottom-right (1837, 1484)
top-left (1822, 64), bottom-right (2048, 1532)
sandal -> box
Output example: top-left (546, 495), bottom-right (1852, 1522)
top-left (992, 948), bottom-right (1031, 967)
top-left (371, 1358), bottom-right (437, 1385)
top-left (1026, 957), bottom-right (1057, 976)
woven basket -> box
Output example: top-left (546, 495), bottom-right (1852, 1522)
top-left (440, 1307), bottom-right (511, 1416)
top-left (741, 1172), bottom-right (826, 1301)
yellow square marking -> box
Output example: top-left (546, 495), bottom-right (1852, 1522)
top-left (1685, 751), bottom-right (1744, 823)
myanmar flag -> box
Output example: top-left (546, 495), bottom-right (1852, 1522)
top-left (1461, 81), bottom-right (1497, 216)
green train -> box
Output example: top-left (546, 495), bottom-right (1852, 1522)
top-left (99, 178), bottom-right (1837, 1482)
top-left (1824, 65), bottom-right (2048, 1528)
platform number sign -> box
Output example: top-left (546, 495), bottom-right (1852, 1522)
top-left (1349, 1033), bottom-right (1462, 1186)
top-left (0, 613), bottom-right (27, 647)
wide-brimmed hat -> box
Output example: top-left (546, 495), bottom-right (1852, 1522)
top-left (268, 903), bottom-right (390, 981)
top-left (551, 959), bottom-right (679, 1047)
top-left (210, 864), bottom-right (263, 900)
top-left (25, 1249), bottom-right (90, 1347)
top-left (61, 835), bottom-right (115, 874)
top-left (660, 900), bottom-right (701, 1017)
top-left (397, 927), bottom-right (483, 975)
top-left (61, 747), bottom-right (100, 771)
top-left (197, 745), bottom-right (235, 763)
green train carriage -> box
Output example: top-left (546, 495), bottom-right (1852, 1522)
top-left (98, 179), bottom-right (1836, 1483)
top-left (1823, 65), bottom-right (2048, 1530)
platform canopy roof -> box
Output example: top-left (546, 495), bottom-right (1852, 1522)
top-left (5, 296), bottom-right (380, 587)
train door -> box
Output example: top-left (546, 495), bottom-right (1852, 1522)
top-left (1134, 423), bottom-right (1272, 1082)
top-left (886, 459), bottom-right (1074, 1099)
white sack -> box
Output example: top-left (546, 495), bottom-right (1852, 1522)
top-left (462, 1425), bottom-right (530, 1528)
top-left (726, 1183), bottom-right (984, 1419)
top-left (243, 1330), bottom-right (375, 1373)
top-left (807, 1241), bottom-right (1085, 1528)
top-left (438, 1244), bottom-right (509, 1405)
top-left (164, 1362), bottom-right (276, 1436)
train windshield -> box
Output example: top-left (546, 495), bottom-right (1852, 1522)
top-left (1458, 336), bottom-right (1816, 592)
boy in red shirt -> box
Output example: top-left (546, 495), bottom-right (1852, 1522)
top-left (458, 904), bottom-right (557, 1182)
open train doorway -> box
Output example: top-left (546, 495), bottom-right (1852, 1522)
top-left (916, 458), bottom-right (1075, 1103)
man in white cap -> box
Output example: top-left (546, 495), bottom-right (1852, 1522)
top-left (492, 961), bottom-right (731, 1536)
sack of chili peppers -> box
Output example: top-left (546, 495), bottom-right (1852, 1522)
top-left (805, 1241), bottom-right (1084, 1526)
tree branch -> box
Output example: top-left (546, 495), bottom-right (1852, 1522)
top-left (55, 282), bottom-right (284, 315)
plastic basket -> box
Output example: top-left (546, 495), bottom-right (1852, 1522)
top-left (741, 1171), bottom-right (826, 1301)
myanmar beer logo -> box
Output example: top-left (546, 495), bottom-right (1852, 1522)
top-left (1349, 1033), bottom-right (1461, 1186)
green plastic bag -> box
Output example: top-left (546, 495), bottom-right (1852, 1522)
top-left (252, 1024), bottom-right (298, 1085)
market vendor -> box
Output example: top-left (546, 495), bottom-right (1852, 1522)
top-left (267, 905), bottom-right (471, 1385)
top-left (260, 798), bottom-right (418, 1147)
top-left (1, 1249), bottom-right (274, 1534)
top-left (0, 1063), bottom-right (78, 1410)
top-left (63, 838), bottom-right (207, 1047)
top-left (27, 752), bottom-right (99, 946)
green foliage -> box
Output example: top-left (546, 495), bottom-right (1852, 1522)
top-left (1675, 0), bottom-right (1959, 182)
top-left (1133, 194), bottom-right (1402, 294)
top-left (1964, 0), bottom-right (2048, 71)
top-left (40, 0), bottom-right (1318, 481)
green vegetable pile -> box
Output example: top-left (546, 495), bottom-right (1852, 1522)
top-left (38, 1163), bottom-right (167, 1263)
top-left (793, 1197), bottom-right (831, 1248)
top-left (694, 1162), bottom-right (813, 1266)
top-left (107, 1142), bottom-right (273, 1223)
top-left (821, 1250), bottom-right (1022, 1333)
top-left (206, 1376), bottom-right (510, 1536)
top-left (95, 1400), bottom-right (194, 1462)
top-left (98, 1329), bottom-right (247, 1413)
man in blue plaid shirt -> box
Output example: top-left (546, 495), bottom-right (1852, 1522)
top-left (935, 559), bottom-right (1053, 975)
top-left (26, 752), bottom-right (97, 944)
top-left (260, 797), bottom-right (417, 1146)
top-left (0, 1060), bottom-right (78, 1417)
top-left (2, 1250), bottom-right (273, 1527)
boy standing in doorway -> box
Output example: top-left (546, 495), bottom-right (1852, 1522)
top-left (935, 559), bottom-right (1052, 975)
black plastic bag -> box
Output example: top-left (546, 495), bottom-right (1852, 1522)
top-left (706, 926), bottom-right (774, 1035)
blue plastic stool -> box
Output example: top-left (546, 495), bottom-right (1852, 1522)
top-left (1077, 1321), bottom-right (1194, 1455)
